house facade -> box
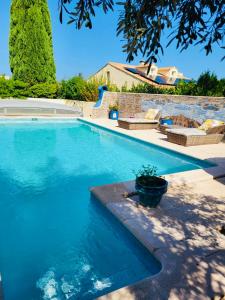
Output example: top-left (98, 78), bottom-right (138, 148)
top-left (90, 61), bottom-right (190, 89)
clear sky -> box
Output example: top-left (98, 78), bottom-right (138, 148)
top-left (0, 0), bottom-right (224, 80)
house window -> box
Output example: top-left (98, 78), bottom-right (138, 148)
top-left (106, 71), bottom-right (110, 84)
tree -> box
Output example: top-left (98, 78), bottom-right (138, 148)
top-left (59, 0), bottom-right (225, 67)
top-left (197, 71), bottom-right (219, 96)
top-left (9, 0), bottom-right (56, 84)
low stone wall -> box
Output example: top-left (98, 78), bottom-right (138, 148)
top-left (91, 92), bottom-right (225, 122)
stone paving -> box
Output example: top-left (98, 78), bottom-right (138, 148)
top-left (92, 178), bottom-right (225, 300)
top-left (82, 118), bottom-right (225, 299)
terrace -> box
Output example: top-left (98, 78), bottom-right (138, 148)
top-left (83, 118), bottom-right (225, 299)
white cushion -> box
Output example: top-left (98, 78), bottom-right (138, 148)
top-left (119, 118), bottom-right (158, 124)
top-left (167, 128), bottom-right (206, 136)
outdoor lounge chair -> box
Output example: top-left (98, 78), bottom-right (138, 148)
top-left (159, 114), bottom-right (201, 134)
top-left (118, 109), bottom-right (160, 130)
top-left (166, 124), bottom-right (225, 146)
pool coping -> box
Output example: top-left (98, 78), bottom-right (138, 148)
top-left (78, 118), bottom-right (225, 183)
top-left (78, 118), bottom-right (225, 299)
top-left (91, 179), bottom-right (225, 300)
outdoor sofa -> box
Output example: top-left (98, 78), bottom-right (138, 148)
top-left (118, 109), bottom-right (160, 130)
top-left (166, 124), bottom-right (225, 146)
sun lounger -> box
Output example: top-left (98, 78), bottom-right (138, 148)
top-left (118, 118), bottom-right (159, 130)
top-left (166, 125), bottom-right (225, 146)
top-left (118, 109), bottom-right (160, 130)
top-left (159, 114), bottom-right (201, 134)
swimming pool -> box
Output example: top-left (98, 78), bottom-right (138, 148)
top-left (0, 119), bottom-right (213, 299)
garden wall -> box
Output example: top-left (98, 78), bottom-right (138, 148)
top-left (91, 92), bottom-right (225, 122)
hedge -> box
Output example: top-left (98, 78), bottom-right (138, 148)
top-left (0, 76), bottom-right (118, 101)
top-left (0, 72), bottom-right (224, 101)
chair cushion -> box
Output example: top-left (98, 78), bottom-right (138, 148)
top-left (144, 109), bottom-right (159, 120)
top-left (167, 128), bottom-right (206, 136)
top-left (199, 119), bottom-right (224, 131)
top-left (119, 118), bottom-right (158, 124)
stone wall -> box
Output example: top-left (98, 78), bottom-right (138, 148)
top-left (91, 92), bottom-right (225, 122)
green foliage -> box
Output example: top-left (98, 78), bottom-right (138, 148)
top-left (58, 75), bottom-right (118, 102)
top-left (0, 72), bottom-right (224, 100)
top-left (59, 76), bottom-right (96, 101)
top-left (217, 79), bottom-right (225, 97)
top-left (9, 0), bottom-right (56, 84)
top-left (60, 0), bottom-right (225, 64)
top-left (0, 78), bottom-right (58, 99)
top-left (134, 165), bottom-right (159, 186)
top-left (126, 83), bottom-right (174, 95)
top-left (122, 72), bottom-right (225, 97)
top-left (196, 71), bottom-right (219, 96)
top-left (0, 77), bottom-right (29, 98)
top-left (135, 165), bottom-right (158, 179)
top-left (175, 72), bottom-right (225, 97)
top-left (175, 80), bottom-right (198, 96)
top-left (28, 83), bottom-right (59, 98)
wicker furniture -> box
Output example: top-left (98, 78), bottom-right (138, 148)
top-left (118, 109), bottom-right (160, 130)
top-left (169, 114), bottom-right (201, 128)
top-left (159, 114), bottom-right (201, 135)
top-left (166, 125), bottom-right (225, 146)
top-left (159, 124), bottom-right (183, 134)
top-left (118, 119), bottom-right (159, 130)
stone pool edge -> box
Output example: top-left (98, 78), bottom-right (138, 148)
top-left (91, 178), bottom-right (225, 300)
top-left (80, 118), bottom-right (225, 299)
top-left (78, 117), bottom-right (225, 181)
top-left (90, 180), bottom-right (181, 300)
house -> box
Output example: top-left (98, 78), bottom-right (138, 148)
top-left (90, 61), bottom-right (190, 89)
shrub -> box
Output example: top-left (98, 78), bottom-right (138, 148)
top-left (58, 76), bottom-right (119, 102)
top-left (196, 71), bottom-right (219, 96)
top-left (58, 76), bottom-right (86, 100)
top-left (216, 79), bottom-right (225, 97)
top-left (28, 83), bottom-right (59, 98)
top-left (0, 78), bottom-right (29, 98)
top-left (174, 80), bottom-right (198, 95)
top-left (121, 72), bottom-right (225, 97)
top-left (0, 72), bottom-right (224, 100)
top-left (125, 83), bottom-right (174, 95)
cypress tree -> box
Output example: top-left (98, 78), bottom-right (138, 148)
top-left (9, 0), bottom-right (56, 84)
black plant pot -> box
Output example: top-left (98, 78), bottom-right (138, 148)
top-left (135, 176), bottom-right (168, 208)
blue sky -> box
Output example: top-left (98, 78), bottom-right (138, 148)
top-left (0, 1), bottom-right (224, 80)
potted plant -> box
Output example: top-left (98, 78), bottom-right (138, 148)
top-left (109, 103), bottom-right (119, 120)
top-left (134, 165), bottom-right (168, 207)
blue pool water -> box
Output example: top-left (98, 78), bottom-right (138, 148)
top-left (0, 120), bottom-right (212, 300)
